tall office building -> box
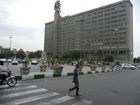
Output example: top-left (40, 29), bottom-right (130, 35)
top-left (44, 0), bottom-right (133, 61)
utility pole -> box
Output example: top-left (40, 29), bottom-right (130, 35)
top-left (9, 36), bottom-right (12, 51)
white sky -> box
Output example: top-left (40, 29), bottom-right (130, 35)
top-left (0, 0), bottom-right (140, 57)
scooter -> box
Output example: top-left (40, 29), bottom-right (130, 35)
top-left (0, 71), bottom-right (17, 87)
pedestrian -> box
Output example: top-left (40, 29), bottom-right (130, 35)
top-left (69, 64), bottom-right (80, 96)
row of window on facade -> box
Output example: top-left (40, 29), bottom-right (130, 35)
top-left (57, 26), bottom-right (127, 35)
top-left (58, 3), bottom-right (127, 26)
top-left (58, 17), bottom-right (127, 32)
top-left (58, 12), bottom-right (127, 27)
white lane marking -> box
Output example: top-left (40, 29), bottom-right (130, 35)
top-left (3, 92), bottom-right (59, 105)
top-left (0, 84), bottom-right (20, 89)
top-left (71, 99), bottom-right (93, 105)
top-left (37, 96), bottom-right (74, 105)
top-left (0, 85), bottom-right (38, 93)
top-left (1, 88), bottom-right (48, 99)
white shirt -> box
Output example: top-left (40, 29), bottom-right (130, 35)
top-left (0, 65), bottom-right (7, 74)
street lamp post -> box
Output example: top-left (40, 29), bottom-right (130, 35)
top-left (114, 28), bottom-right (119, 60)
top-left (76, 19), bottom-right (85, 60)
top-left (6, 36), bottom-right (12, 70)
top-left (9, 36), bottom-right (12, 51)
top-left (79, 20), bottom-right (85, 59)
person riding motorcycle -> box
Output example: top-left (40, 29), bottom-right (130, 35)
top-left (0, 61), bottom-right (8, 85)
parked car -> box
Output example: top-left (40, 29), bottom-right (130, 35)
top-left (121, 63), bottom-right (136, 70)
top-left (31, 60), bottom-right (38, 65)
top-left (12, 60), bottom-right (18, 65)
top-left (17, 59), bottom-right (23, 63)
top-left (8, 59), bottom-right (12, 63)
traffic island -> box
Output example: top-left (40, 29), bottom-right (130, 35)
top-left (15, 67), bottom-right (122, 80)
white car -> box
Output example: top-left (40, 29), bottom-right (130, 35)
top-left (31, 60), bottom-right (38, 65)
top-left (8, 59), bottom-right (12, 63)
top-left (121, 63), bottom-right (136, 70)
top-left (12, 60), bottom-right (18, 65)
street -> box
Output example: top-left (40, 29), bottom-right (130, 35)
top-left (0, 69), bottom-right (140, 105)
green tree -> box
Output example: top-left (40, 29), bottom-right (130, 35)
top-left (133, 57), bottom-right (140, 63)
top-left (60, 50), bottom-right (80, 60)
top-left (34, 50), bottom-right (42, 58)
top-left (28, 52), bottom-right (35, 58)
top-left (96, 50), bottom-right (103, 64)
top-left (0, 51), bottom-right (14, 59)
top-left (28, 50), bottom-right (42, 59)
top-left (104, 55), bottom-right (114, 62)
top-left (16, 50), bottom-right (26, 59)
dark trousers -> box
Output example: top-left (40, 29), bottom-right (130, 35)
top-left (70, 81), bottom-right (79, 94)
top-left (0, 74), bottom-right (7, 83)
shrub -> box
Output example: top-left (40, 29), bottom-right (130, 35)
top-left (40, 64), bottom-right (47, 68)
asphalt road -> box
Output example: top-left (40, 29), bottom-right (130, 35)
top-left (1, 69), bottom-right (140, 105)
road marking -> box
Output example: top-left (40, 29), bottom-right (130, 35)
top-left (0, 84), bottom-right (20, 89)
top-left (0, 85), bottom-right (38, 93)
top-left (37, 96), bottom-right (74, 105)
top-left (1, 88), bottom-right (48, 99)
top-left (3, 92), bottom-right (59, 105)
top-left (71, 99), bottom-right (93, 105)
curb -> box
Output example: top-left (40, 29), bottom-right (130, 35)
top-left (15, 68), bottom-right (122, 80)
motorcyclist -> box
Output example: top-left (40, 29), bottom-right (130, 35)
top-left (0, 60), bottom-right (8, 85)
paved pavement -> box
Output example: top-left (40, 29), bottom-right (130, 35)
top-left (0, 82), bottom-right (93, 105)
top-left (6, 64), bottom-right (91, 75)
top-left (1, 69), bottom-right (140, 105)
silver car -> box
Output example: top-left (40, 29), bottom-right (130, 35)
top-left (121, 63), bottom-right (136, 70)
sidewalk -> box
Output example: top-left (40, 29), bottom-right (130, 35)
top-left (15, 64), bottom-right (121, 80)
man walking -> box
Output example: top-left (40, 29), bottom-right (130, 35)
top-left (69, 64), bottom-right (80, 96)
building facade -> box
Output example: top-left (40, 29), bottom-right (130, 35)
top-left (44, 0), bottom-right (133, 61)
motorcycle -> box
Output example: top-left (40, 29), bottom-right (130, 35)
top-left (0, 71), bottom-right (17, 87)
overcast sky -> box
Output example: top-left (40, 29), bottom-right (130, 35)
top-left (0, 0), bottom-right (140, 57)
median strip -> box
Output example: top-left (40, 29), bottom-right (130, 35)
top-left (15, 68), bottom-right (122, 80)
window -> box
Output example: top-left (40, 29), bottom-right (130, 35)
top-left (120, 5), bottom-right (126, 8)
top-left (104, 13), bottom-right (110, 16)
top-left (119, 9), bottom-right (126, 13)
top-left (119, 14), bottom-right (127, 17)
top-left (111, 11), bottom-right (118, 15)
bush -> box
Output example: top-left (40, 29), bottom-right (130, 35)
top-left (40, 64), bottom-right (47, 68)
